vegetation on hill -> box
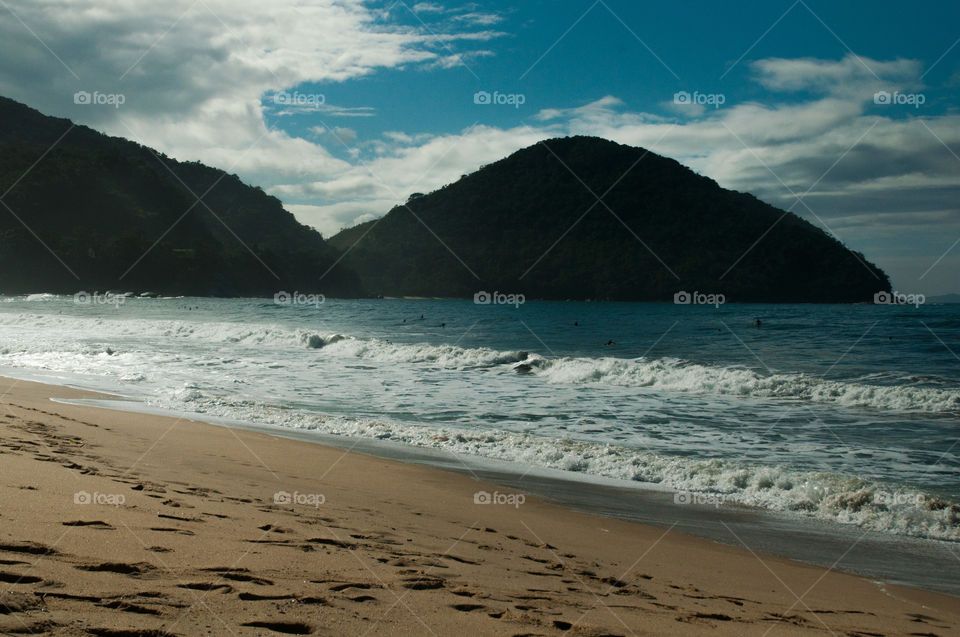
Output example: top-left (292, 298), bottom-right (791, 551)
top-left (0, 96), bottom-right (357, 296)
top-left (0, 95), bottom-right (890, 303)
top-left (330, 136), bottom-right (890, 302)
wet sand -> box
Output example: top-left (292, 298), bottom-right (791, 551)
top-left (0, 377), bottom-right (957, 635)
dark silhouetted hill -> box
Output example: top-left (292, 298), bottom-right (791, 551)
top-left (330, 136), bottom-right (890, 302)
top-left (0, 96), bottom-right (357, 296)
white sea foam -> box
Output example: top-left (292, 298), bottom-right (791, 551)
top-left (144, 388), bottom-right (960, 543)
top-left (520, 355), bottom-right (960, 413)
top-left (0, 312), bottom-right (956, 413)
top-left (319, 337), bottom-right (960, 413)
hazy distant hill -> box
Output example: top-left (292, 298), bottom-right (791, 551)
top-left (0, 96), bottom-right (357, 296)
top-left (330, 136), bottom-right (890, 302)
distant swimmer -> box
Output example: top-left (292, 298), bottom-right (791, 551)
top-left (604, 340), bottom-right (615, 346)
top-left (754, 318), bottom-right (762, 327)
top-left (573, 321), bottom-right (579, 326)
top-left (420, 314), bottom-right (424, 320)
top-left (441, 323), bottom-right (446, 328)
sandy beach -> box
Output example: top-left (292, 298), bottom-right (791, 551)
top-left (0, 376), bottom-right (957, 636)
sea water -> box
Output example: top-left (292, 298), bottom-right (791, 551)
top-left (0, 295), bottom-right (957, 552)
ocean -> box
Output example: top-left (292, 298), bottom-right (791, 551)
top-left (1, 294), bottom-right (958, 589)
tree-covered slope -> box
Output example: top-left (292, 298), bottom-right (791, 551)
top-left (0, 96), bottom-right (358, 296)
top-left (330, 136), bottom-right (889, 302)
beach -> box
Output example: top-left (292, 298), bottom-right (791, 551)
top-left (1, 376), bottom-right (957, 636)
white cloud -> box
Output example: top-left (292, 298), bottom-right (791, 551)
top-left (452, 12), bottom-right (504, 26)
top-left (412, 2), bottom-right (445, 13)
top-left (752, 54), bottom-right (923, 94)
top-left (285, 202), bottom-right (390, 237)
top-left (0, 0), bottom-right (498, 196)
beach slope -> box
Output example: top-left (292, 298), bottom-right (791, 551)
top-left (0, 377), bottom-right (956, 635)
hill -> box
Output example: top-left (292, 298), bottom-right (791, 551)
top-left (0, 96), bottom-right (358, 296)
top-left (329, 136), bottom-right (890, 302)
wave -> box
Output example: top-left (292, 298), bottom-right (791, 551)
top-left (318, 336), bottom-right (528, 368)
top-left (0, 311), bottom-right (956, 413)
top-left (313, 337), bottom-right (959, 413)
top-left (148, 387), bottom-right (960, 543)
top-left (516, 355), bottom-right (960, 413)
top-left (24, 293), bottom-right (61, 302)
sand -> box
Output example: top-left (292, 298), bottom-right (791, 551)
top-left (0, 376), bottom-right (957, 636)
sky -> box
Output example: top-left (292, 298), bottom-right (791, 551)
top-left (0, 0), bottom-right (958, 294)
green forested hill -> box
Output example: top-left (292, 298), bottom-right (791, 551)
top-left (0, 95), bottom-right (889, 302)
top-left (330, 136), bottom-right (889, 302)
top-left (0, 96), bottom-right (358, 296)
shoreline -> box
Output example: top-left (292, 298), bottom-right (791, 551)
top-left (1, 375), bottom-right (958, 635)
top-left (44, 394), bottom-right (960, 598)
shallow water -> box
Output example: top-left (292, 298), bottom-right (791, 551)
top-left (1, 295), bottom-right (958, 545)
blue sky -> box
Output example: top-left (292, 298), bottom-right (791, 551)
top-left (267, 1), bottom-right (958, 145)
top-left (1, 0), bottom-right (958, 293)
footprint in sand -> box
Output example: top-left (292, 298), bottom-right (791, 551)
top-left (178, 582), bottom-right (234, 593)
top-left (62, 520), bottom-right (114, 530)
top-left (400, 576), bottom-right (445, 590)
top-left (0, 570), bottom-right (44, 584)
top-left (0, 542), bottom-right (58, 556)
top-left (157, 512), bottom-right (202, 523)
top-left (149, 527), bottom-right (195, 536)
top-left (202, 567), bottom-right (273, 586)
top-left (329, 582), bottom-right (376, 592)
top-left (74, 562), bottom-right (156, 577)
top-left (98, 599), bottom-right (163, 616)
top-left (451, 603), bottom-right (487, 613)
top-left (237, 592), bottom-right (296, 601)
top-left (86, 629), bottom-right (178, 637)
top-left (241, 621), bottom-right (314, 634)
top-left (258, 524), bottom-right (294, 533)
